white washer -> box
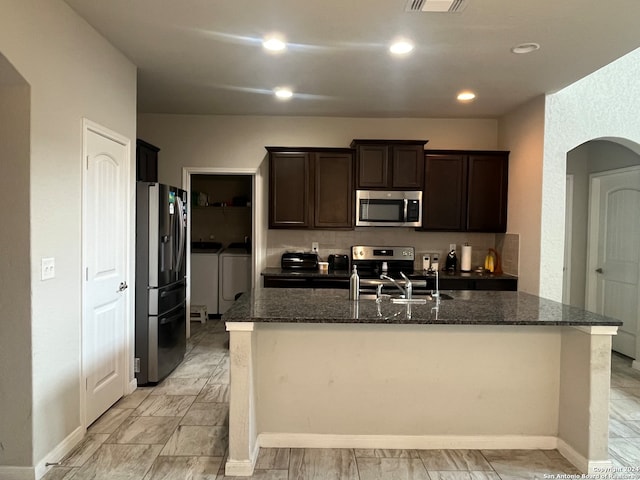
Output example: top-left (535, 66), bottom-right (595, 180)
top-left (191, 249), bottom-right (221, 315)
top-left (219, 248), bottom-right (252, 314)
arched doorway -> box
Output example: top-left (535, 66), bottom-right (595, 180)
top-left (564, 139), bottom-right (640, 360)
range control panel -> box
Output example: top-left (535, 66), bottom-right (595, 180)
top-left (351, 246), bottom-right (415, 261)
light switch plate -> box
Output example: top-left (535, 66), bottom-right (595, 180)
top-left (41, 257), bottom-right (55, 280)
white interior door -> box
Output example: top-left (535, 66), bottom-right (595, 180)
top-left (83, 121), bottom-right (130, 425)
top-left (587, 167), bottom-right (640, 358)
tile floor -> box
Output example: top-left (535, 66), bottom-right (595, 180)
top-left (42, 319), bottom-right (640, 480)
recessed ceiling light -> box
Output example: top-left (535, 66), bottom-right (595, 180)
top-left (511, 42), bottom-right (540, 54)
top-left (389, 41), bottom-right (414, 55)
top-left (263, 35), bottom-right (287, 52)
top-left (274, 87), bottom-right (293, 100)
top-left (457, 91), bottom-right (476, 102)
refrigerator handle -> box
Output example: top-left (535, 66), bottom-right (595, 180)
top-left (175, 195), bottom-right (186, 275)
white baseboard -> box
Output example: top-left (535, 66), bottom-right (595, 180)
top-left (225, 441), bottom-right (260, 476)
top-left (258, 433), bottom-right (558, 451)
top-left (0, 426), bottom-right (86, 480)
top-left (34, 425), bottom-right (85, 479)
top-left (127, 378), bottom-right (137, 395)
top-left (557, 438), bottom-right (612, 474)
top-left (0, 466), bottom-right (35, 480)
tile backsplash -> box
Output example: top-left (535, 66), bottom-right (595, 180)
top-left (495, 233), bottom-right (519, 276)
top-left (267, 229), bottom-right (519, 275)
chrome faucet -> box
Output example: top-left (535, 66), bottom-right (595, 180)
top-left (431, 268), bottom-right (440, 300)
top-left (379, 272), bottom-right (412, 300)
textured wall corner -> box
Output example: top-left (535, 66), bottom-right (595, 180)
top-left (542, 47), bottom-right (640, 302)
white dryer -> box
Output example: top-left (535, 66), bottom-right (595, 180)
top-left (190, 242), bottom-right (222, 315)
top-left (218, 247), bottom-right (252, 314)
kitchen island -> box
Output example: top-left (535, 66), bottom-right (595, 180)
top-left (223, 289), bottom-right (621, 476)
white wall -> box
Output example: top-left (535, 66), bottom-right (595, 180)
top-left (138, 114), bottom-right (499, 187)
top-left (497, 96), bottom-right (546, 294)
top-left (0, 58), bottom-right (32, 467)
top-left (566, 145), bottom-right (589, 307)
top-left (541, 47), bottom-right (640, 301)
top-left (0, 0), bottom-right (137, 474)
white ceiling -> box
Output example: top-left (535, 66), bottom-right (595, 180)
top-left (64, 0), bottom-right (640, 118)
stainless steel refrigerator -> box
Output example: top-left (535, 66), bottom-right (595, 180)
top-left (135, 182), bottom-right (187, 385)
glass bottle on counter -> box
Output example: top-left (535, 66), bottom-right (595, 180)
top-left (349, 265), bottom-right (360, 301)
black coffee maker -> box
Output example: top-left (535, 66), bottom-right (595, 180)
top-left (444, 249), bottom-right (458, 272)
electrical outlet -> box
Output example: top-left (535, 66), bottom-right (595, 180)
top-left (311, 242), bottom-right (319, 253)
top-left (431, 252), bottom-right (440, 271)
top-left (449, 243), bottom-right (456, 252)
top-left (41, 257), bottom-right (55, 280)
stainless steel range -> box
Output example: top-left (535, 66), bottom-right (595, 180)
top-left (351, 245), bottom-right (415, 278)
top-left (351, 245), bottom-right (429, 292)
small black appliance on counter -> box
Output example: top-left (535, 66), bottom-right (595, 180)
top-left (445, 249), bottom-right (458, 272)
top-left (328, 254), bottom-right (349, 270)
top-left (281, 252), bottom-right (319, 270)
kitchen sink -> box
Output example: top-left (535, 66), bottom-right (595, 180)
top-left (358, 292), bottom-right (453, 302)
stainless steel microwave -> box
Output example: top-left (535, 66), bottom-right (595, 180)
top-left (355, 190), bottom-right (422, 227)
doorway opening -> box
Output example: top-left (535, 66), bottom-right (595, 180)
top-left (564, 139), bottom-right (640, 364)
top-left (182, 167), bottom-right (259, 338)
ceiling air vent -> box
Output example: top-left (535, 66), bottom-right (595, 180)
top-left (405, 0), bottom-right (468, 13)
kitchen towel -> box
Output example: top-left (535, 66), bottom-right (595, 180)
top-left (461, 244), bottom-right (472, 272)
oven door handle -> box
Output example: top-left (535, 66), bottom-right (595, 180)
top-left (359, 278), bottom-right (427, 289)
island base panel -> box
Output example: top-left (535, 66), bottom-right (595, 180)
top-left (226, 322), bottom-right (614, 476)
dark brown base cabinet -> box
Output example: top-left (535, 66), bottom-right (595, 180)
top-left (262, 274), bottom-right (517, 291)
top-left (423, 150), bottom-right (509, 232)
top-left (352, 139), bottom-right (427, 190)
top-left (267, 147), bottom-right (354, 229)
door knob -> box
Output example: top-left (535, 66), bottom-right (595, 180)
top-left (117, 281), bottom-right (129, 292)
top-left (595, 268), bottom-right (603, 274)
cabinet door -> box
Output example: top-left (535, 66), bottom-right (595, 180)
top-left (269, 153), bottom-right (311, 228)
top-left (423, 154), bottom-right (467, 231)
top-left (466, 153), bottom-right (509, 232)
top-left (136, 140), bottom-right (159, 182)
top-left (314, 152), bottom-right (354, 228)
top-left (391, 144), bottom-right (424, 189)
top-left (356, 144), bottom-right (389, 188)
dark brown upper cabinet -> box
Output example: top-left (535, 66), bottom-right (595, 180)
top-left (267, 147), bottom-right (354, 229)
top-left (136, 139), bottom-right (159, 182)
top-left (423, 153), bottom-right (468, 231)
top-left (422, 150), bottom-right (509, 233)
top-left (351, 139), bottom-right (427, 190)
top-left (268, 150), bottom-right (311, 228)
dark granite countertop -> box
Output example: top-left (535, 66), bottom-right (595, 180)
top-left (223, 288), bottom-right (621, 326)
top-left (261, 267), bottom-right (518, 281)
top-left (262, 267), bottom-right (351, 278)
